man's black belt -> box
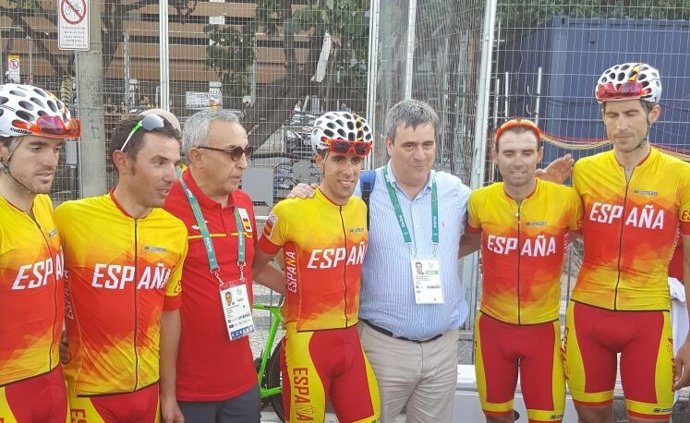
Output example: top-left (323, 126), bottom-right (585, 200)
top-left (361, 319), bottom-right (443, 344)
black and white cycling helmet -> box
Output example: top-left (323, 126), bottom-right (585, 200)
top-left (310, 111), bottom-right (373, 153)
top-left (595, 63), bottom-right (662, 104)
top-left (0, 83), bottom-right (79, 139)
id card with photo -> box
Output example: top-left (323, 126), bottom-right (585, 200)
top-left (219, 281), bottom-right (255, 341)
top-left (410, 258), bottom-right (444, 304)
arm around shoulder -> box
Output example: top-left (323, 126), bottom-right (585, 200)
top-left (254, 261), bottom-right (286, 294)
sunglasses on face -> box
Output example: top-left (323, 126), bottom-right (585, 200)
top-left (12, 115), bottom-right (81, 139)
top-left (323, 138), bottom-right (372, 157)
top-left (596, 81), bottom-right (648, 101)
top-left (120, 114), bottom-right (166, 152)
top-left (197, 145), bottom-right (251, 161)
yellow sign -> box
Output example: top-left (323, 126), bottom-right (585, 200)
top-left (6, 54), bottom-right (21, 83)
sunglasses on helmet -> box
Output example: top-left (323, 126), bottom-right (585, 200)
top-left (596, 81), bottom-right (649, 102)
top-left (12, 115), bottom-right (81, 139)
top-left (120, 114), bottom-right (167, 152)
top-left (323, 138), bottom-right (372, 157)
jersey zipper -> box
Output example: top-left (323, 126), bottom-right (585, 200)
top-left (133, 218), bottom-right (140, 391)
top-left (339, 206), bottom-right (349, 327)
top-left (27, 211), bottom-right (58, 373)
top-left (515, 203), bottom-right (522, 325)
top-left (613, 169), bottom-right (633, 310)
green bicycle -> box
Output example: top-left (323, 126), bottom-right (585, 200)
top-left (253, 302), bottom-right (285, 422)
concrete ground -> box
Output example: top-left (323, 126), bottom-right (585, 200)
top-left (252, 287), bottom-right (689, 423)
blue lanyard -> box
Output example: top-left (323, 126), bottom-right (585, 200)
top-left (383, 163), bottom-right (439, 253)
top-left (179, 177), bottom-right (245, 281)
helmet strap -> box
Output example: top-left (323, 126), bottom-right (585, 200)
top-left (634, 114), bottom-right (654, 150)
top-left (0, 142), bottom-right (39, 195)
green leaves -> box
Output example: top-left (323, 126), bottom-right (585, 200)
top-left (204, 23), bottom-right (257, 99)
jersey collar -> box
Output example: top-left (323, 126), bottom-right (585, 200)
top-left (181, 168), bottom-right (237, 210)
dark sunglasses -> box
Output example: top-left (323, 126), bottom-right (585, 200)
top-left (323, 138), bottom-right (372, 157)
top-left (197, 145), bottom-right (251, 161)
top-left (120, 114), bottom-right (166, 152)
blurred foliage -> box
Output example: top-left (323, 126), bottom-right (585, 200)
top-left (204, 22), bottom-right (257, 107)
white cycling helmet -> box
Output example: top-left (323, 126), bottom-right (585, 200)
top-left (310, 111), bottom-right (373, 153)
top-left (595, 63), bottom-right (662, 104)
top-left (0, 83), bottom-right (78, 139)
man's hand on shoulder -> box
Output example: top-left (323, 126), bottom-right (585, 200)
top-left (287, 183), bottom-right (318, 199)
top-left (536, 154), bottom-right (574, 184)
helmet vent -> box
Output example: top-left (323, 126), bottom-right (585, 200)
top-left (16, 110), bottom-right (35, 122)
top-left (19, 100), bottom-right (34, 111)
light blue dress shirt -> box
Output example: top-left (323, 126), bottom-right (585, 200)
top-left (358, 163), bottom-right (471, 339)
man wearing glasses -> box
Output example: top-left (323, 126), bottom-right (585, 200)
top-left (162, 109), bottom-right (284, 423)
top-left (563, 62), bottom-right (690, 423)
top-left (0, 83), bottom-right (80, 423)
top-left (253, 111), bottom-right (381, 423)
top-left (55, 115), bottom-right (188, 423)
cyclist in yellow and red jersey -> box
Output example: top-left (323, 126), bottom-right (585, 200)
top-left (0, 83), bottom-right (80, 423)
top-left (55, 116), bottom-right (187, 423)
top-left (564, 63), bottom-right (690, 423)
top-left (253, 111), bottom-right (380, 423)
top-left (461, 119), bottom-right (582, 423)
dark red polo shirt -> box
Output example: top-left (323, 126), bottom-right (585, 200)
top-left (164, 169), bottom-right (258, 401)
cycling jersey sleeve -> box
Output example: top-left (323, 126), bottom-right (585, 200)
top-left (163, 241), bottom-right (187, 310)
top-left (567, 187), bottom-right (584, 231)
top-left (258, 201), bottom-right (290, 255)
top-left (679, 163), bottom-right (690, 235)
top-left (466, 190), bottom-right (482, 233)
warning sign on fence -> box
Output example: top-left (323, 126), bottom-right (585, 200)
top-left (58, 0), bottom-right (89, 50)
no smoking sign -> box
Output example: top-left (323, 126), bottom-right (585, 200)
top-left (58, 0), bottom-right (89, 50)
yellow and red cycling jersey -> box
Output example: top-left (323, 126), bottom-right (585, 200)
top-left (572, 148), bottom-right (690, 311)
top-left (467, 180), bottom-right (582, 324)
top-left (258, 189), bottom-right (367, 331)
top-left (54, 193), bottom-right (187, 395)
top-left (0, 194), bottom-right (63, 386)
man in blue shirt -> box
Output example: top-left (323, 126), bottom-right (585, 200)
top-left (357, 99), bottom-right (470, 423)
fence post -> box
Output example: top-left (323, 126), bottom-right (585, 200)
top-left (76, 0), bottom-right (107, 196)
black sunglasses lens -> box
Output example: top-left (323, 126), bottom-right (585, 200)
top-left (230, 146), bottom-right (248, 160)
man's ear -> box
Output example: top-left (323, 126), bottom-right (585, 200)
top-left (314, 151), bottom-right (325, 172)
top-left (491, 145), bottom-right (498, 165)
top-left (111, 150), bottom-right (129, 173)
top-left (648, 103), bottom-right (661, 125)
top-left (187, 147), bottom-right (204, 167)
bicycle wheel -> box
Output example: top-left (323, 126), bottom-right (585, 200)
top-left (266, 337), bottom-right (285, 422)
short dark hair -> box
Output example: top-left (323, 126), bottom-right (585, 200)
top-left (384, 99), bottom-right (439, 143)
top-left (109, 117), bottom-right (180, 167)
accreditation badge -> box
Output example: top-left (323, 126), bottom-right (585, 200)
top-left (410, 258), bottom-right (444, 304)
top-left (219, 280), bottom-right (255, 341)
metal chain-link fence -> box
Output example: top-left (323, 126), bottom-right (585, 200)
top-left (1, 0), bottom-right (370, 208)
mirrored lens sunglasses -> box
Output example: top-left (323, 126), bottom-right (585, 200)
top-left (596, 81), bottom-right (647, 101)
top-left (12, 115), bottom-right (81, 139)
top-left (324, 138), bottom-right (372, 157)
top-left (120, 114), bottom-right (166, 152)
